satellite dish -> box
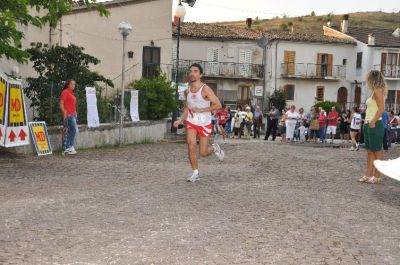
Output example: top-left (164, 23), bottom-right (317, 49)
top-left (257, 36), bottom-right (268, 48)
top-left (182, 0), bottom-right (196, 7)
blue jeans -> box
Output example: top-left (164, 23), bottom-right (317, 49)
top-left (397, 128), bottom-right (400, 143)
top-left (225, 120), bottom-right (232, 134)
top-left (319, 128), bottom-right (326, 142)
top-left (63, 115), bottom-right (78, 150)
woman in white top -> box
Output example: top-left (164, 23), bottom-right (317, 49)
top-left (349, 107), bottom-right (362, 151)
top-left (285, 105), bottom-right (299, 142)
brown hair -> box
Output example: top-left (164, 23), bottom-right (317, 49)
top-left (366, 70), bottom-right (387, 97)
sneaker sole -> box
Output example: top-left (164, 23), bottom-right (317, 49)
top-left (187, 177), bottom-right (200, 182)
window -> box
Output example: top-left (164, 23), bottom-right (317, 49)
top-left (237, 85), bottom-right (251, 106)
top-left (238, 86), bottom-right (250, 101)
top-left (284, 84), bottom-right (295, 101)
top-left (206, 47), bottom-right (220, 75)
top-left (284, 50), bottom-right (296, 75)
top-left (227, 47), bottom-right (235, 58)
top-left (356, 52), bottom-right (363, 68)
top-left (386, 90), bottom-right (396, 105)
top-left (238, 49), bottom-right (252, 77)
top-left (142, 46), bottom-right (161, 79)
top-left (381, 52), bottom-right (400, 78)
top-left (316, 53), bottom-right (333, 77)
top-left (342, 59), bottom-right (347, 65)
top-left (316, 86), bottom-right (324, 102)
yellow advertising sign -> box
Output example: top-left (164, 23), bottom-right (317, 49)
top-left (29, 122), bottom-right (52, 156)
top-left (8, 83), bottom-right (26, 125)
top-left (0, 77), bottom-right (6, 125)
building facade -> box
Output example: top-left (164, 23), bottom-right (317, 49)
top-left (1, 0), bottom-right (173, 96)
top-left (172, 23), bottom-right (265, 109)
top-left (324, 15), bottom-right (400, 112)
top-left (264, 34), bottom-right (356, 111)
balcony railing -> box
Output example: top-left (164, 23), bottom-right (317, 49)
top-left (374, 64), bottom-right (400, 79)
top-left (281, 63), bottom-right (346, 80)
top-left (172, 60), bottom-right (264, 80)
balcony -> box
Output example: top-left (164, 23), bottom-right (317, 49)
top-left (173, 60), bottom-right (264, 80)
top-left (281, 63), bottom-right (346, 81)
top-left (374, 64), bottom-right (400, 79)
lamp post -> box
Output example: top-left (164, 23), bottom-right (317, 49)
top-left (257, 36), bottom-right (268, 111)
top-left (118, 21), bottom-right (132, 146)
top-left (174, 1), bottom-right (186, 98)
top-left (171, 1), bottom-right (186, 132)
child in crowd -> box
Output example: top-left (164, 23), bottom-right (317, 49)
top-left (299, 122), bottom-right (306, 143)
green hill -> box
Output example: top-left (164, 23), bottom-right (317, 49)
top-left (220, 11), bottom-right (400, 33)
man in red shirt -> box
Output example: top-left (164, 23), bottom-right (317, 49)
top-left (59, 80), bottom-right (78, 155)
top-left (326, 106), bottom-right (339, 144)
top-left (319, 110), bottom-right (327, 143)
top-left (217, 104), bottom-right (229, 143)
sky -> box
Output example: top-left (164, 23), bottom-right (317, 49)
top-left (171, 0), bottom-right (400, 23)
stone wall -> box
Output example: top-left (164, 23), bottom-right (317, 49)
top-left (4, 120), bottom-right (170, 155)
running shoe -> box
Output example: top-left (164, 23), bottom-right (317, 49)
top-left (187, 172), bottom-right (200, 182)
top-left (69, 146), bottom-right (77, 154)
top-left (212, 143), bottom-right (225, 161)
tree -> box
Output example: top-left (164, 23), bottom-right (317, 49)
top-left (130, 75), bottom-right (177, 120)
top-left (24, 43), bottom-right (113, 125)
top-left (311, 11), bottom-right (316, 16)
top-left (0, 0), bottom-right (109, 63)
top-left (313, 101), bottom-right (341, 113)
top-left (280, 23), bottom-right (288, 31)
top-left (269, 90), bottom-right (286, 111)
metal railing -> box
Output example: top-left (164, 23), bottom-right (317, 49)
top-left (281, 63), bottom-right (346, 80)
top-left (374, 64), bottom-right (400, 79)
top-left (172, 60), bottom-right (264, 80)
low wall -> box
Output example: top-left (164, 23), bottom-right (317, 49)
top-left (5, 120), bottom-right (170, 155)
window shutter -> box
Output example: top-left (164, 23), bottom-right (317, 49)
top-left (239, 49), bottom-right (252, 77)
top-left (316, 53), bottom-right (322, 77)
top-left (284, 51), bottom-right (296, 75)
top-left (380, 53), bottom-right (387, 75)
top-left (327, 54), bottom-right (333, 76)
top-left (316, 86), bottom-right (325, 101)
top-left (206, 47), bottom-right (220, 75)
top-left (397, 90), bottom-right (400, 106)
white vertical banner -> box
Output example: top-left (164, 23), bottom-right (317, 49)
top-left (130, 90), bottom-right (139, 122)
top-left (85, 87), bottom-right (100, 128)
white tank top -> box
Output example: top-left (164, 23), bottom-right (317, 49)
top-left (186, 84), bottom-right (211, 126)
top-left (351, 113), bottom-right (362, 130)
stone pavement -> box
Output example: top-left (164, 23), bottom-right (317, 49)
top-left (1, 139), bottom-right (400, 265)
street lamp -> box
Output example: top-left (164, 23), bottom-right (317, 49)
top-left (118, 21), bottom-right (132, 146)
top-left (171, 1), bottom-right (186, 132)
top-left (174, 1), bottom-right (186, 96)
top-left (257, 36), bottom-right (268, 111)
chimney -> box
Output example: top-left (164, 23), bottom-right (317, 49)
top-left (246, 18), bottom-right (252, 29)
top-left (341, 14), bottom-right (349, 33)
top-left (368, 33), bottom-right (375, 45)
top-left (393, 28), bottom-right (400, 38)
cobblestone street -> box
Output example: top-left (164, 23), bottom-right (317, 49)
top-left (1, 140), bottom-right (400, 265)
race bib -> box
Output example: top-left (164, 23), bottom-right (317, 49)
top-left (193, 113), bottom-right (207, 124)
